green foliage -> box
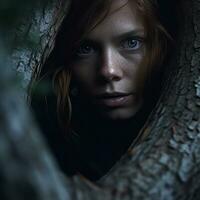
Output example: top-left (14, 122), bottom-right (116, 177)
top-left (31, 80), bottom-right (52, 97)
top-left (0, 0), bottom-right (49, 30)
top-left (0, 0), bottom-right (52, 55)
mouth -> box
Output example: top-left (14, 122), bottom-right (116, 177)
top-left (94, 92), bottom-right (133, 107)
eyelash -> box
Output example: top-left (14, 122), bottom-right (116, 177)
top-left (76, 37), bottom-right (144, 57)
top-left (76, 44), bottom-right (96, 56)
top-left (120, 37), bottom-right (143, 51)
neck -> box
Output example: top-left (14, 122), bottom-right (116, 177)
top-left (69, 100), bottom-right (153, 181)
top-left (71, 100), bottom-right (150, 145)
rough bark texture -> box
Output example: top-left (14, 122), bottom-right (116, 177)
top-left (0, 1), bottom-right (71, 199)
top-left (11, 0), bottom-right (69, 94)
top-left (1, 0), bottom-right (200, 199)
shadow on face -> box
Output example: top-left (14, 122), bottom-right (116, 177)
top-left (70, 0), bottom-right (147, 121)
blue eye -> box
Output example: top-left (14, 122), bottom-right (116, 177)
top-left (76, 43), bottom-right (95, 56)
top-left (121, 38), bottom-right (143, 50)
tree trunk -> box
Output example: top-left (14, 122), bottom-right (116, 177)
top-left (11, 0), bottom-right (69, 94)
top-left (1, 0), bottom-right (200, 199)
top-left (0, 1), bottom-right (71, 199)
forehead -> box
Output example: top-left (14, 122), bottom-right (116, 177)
top-left (86, 0), bottom-right (144, 41)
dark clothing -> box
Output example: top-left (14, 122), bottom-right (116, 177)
top-left (31, 81), bottom-right (156, 181)
top-left (62, 99), bottom-right (151, 181)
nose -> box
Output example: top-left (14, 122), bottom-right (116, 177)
top-left (98, 47), bottom-right (123, 82)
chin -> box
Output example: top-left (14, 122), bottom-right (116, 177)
top-left (99, 106), bottom-right (141, 121)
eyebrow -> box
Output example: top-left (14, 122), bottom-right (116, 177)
top-left (83, 29), bottom-right (145, 44)
top-left (112, 29), bottom-right (145, 41)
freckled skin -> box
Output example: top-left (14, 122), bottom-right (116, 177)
top-left (70, 0), bottom-right (146, 120)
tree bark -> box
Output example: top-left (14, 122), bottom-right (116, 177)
top-left (11, 0), bottom-right (69, 94)
top-left (0, 1), bottom-right (71, 199)
top-left (1, 0), bottom-right (200, 199)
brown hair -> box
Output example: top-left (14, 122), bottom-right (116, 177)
top-left (31, 0), bottom-right (173, 134)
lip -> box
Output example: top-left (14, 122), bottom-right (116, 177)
top-left (94, 92), bottom-right (132, 107)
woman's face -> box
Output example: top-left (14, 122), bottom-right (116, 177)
top-left (70, 0), bottom-right (146, 120)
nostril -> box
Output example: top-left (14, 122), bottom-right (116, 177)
top-left (98, 64), bottom-right (123, 82)
top-left (97, 69), bottom-right (121, 83)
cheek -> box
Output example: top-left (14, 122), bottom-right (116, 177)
top-left (70, 60), bottom-right (96, 89)
top-left (132, 54), bottom-right (148, 96)
top-left (122, 52), bottom-right (146, 98)
top-left (123, 52), bottom-right (144, 78)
